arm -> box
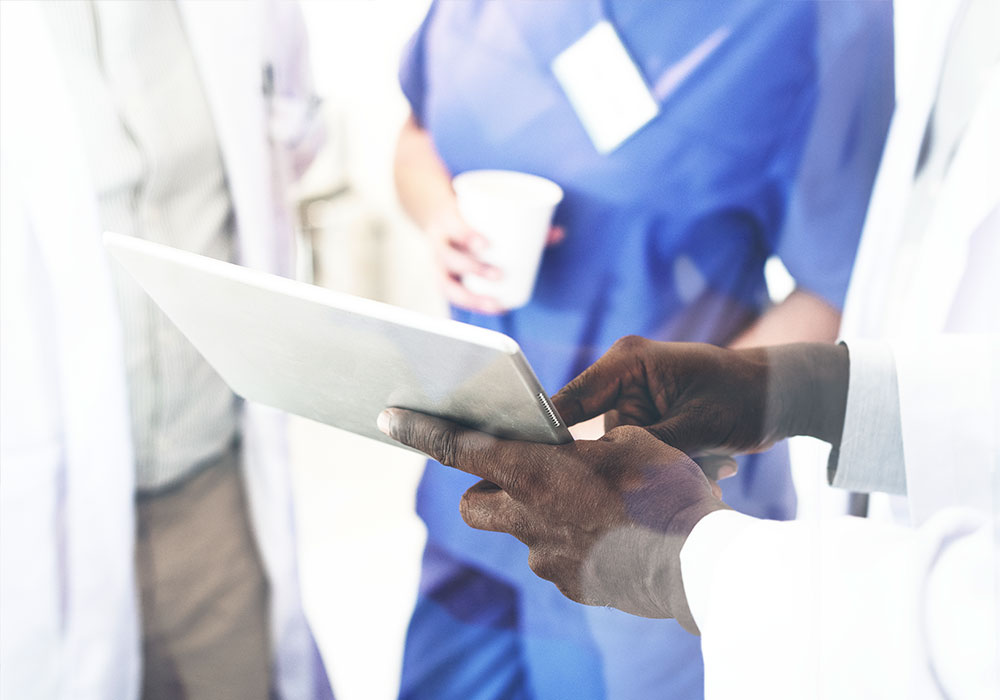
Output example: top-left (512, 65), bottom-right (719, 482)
top-left (729, 287), bottom-right (840, 348)
top-left (681, 507), bottom-right (996, 699)
top-left (394, 113), bottom-right (463, 233)
top-left (554, 333), bottom-right (999, 507)
top-left (553, 336), bottom-right (850, 479)
top-left (393, 113), bottom-right (504, 313)
top-left (890, 335), bottom-right (999, 522)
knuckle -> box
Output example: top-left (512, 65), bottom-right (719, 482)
top-left (647, 422), bottom-right (680, 445)
top-left (604, 424), bottom-right (649, 444)
top-left (509, 515), bottom-right (535, 545)
top-left (427, 425), bottom-right (460, 466)
top-left (528, 551), bottom-right (582, 603)
top-left (555, 582), bottom-right (587, 606)
top-left (503, 467), bottom-right (533, 500)
top-left (613, 334), bottom-right (647, 354)
top-left (527, 549), bottom-right (555, 581)
top-left (499, 450), bottom-right (539, 498)
top-left (558, 376), bottom-right (583, 399)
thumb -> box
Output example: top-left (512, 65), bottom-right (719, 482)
top-left (552, 335), bottom-right (650, 427)
top-left (552, 365), bottom-right (623, 427)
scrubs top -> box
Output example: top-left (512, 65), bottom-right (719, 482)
top-left (399, 1), bottom-right (893, 698)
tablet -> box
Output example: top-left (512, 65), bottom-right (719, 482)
top-left (104, 232), bottom-right (573, 453)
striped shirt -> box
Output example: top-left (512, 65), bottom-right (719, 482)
top-left (44, 0), bottom-right (239, 492)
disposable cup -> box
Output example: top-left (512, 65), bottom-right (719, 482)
top-left (453, 169), bottom-right (564, 310)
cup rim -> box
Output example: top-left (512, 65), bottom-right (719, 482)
top-left (453, 169), bottom-right (564, 207)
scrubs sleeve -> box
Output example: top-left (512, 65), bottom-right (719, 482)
top-left (398, 1), bottom-right (437, 125)
top-left (775, 2), bottom-right (895, 310)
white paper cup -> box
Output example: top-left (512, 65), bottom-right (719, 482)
top-left (453, 170), bottom-right (564, 310)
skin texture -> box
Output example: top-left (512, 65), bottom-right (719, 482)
top-left (554, 337), bottom-right (850, 479)
top-left (377, 412), bottom-right (727, 634)
top-left (378, 339), bottom-right (851, 634)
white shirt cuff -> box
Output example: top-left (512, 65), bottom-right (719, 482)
top-left (679, 509), bottom-right (759, 630)
top-left (828, 339), bottom-right (907, 495)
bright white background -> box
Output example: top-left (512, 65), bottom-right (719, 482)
top-left (290, 3), bottom-right (436, 700)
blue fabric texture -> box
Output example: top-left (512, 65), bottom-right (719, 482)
top-left (398, 1), bottom-right (894, 698)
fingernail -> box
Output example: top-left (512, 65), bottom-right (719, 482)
top-left (470, 237), bottom-right (489, 254)
top-left (377, 410), bottom-right (393, 436)
top-left (485, 267), bottom-right (502, 281)
top-left (717, 465), bottom-right (737, 480)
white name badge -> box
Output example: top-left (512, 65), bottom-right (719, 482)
top-left (552, 21), bottom-right (659, 155)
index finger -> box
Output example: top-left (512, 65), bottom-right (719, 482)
top-left (377, 408), bottom-right (546, 498)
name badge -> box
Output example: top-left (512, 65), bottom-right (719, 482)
top-left (552, 21), bottom-right (659, 155)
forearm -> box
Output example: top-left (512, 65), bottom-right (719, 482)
top-left (760, 342), bottom-right (849, 445)
top-left (727, 288), bottom-right (847, 446)
top-left (394, 113), bottom-right (457, 230)
top-left (730, 288), bottom-right (841, 349)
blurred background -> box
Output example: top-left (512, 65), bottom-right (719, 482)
top-left (286, 3), bottom-right (436, 700)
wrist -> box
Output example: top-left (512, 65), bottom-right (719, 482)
top-left (651, 499), bottom-right (730, 634)
top-left (766, 343), bottom-right (849, 444)
top-left (422, 197), bottom-right (461, 235)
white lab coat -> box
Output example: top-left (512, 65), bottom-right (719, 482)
top-left (839, 0), bottom-right (1000, 525)
top-left (678, 1), bottom-right (1000, 697)
top-left (0, 2), bottom-right (330, 699)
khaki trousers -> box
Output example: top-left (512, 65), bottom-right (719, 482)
top-left (135, 445), bottom-right (271, 700)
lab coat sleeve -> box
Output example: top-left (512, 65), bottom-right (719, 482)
top-left (827, 335), bottom-right (999, 511)
top-left (775, 2), bottom-right (895, 309)
top-left (827, 339), bottom-right (907, 495)
top-left (894, 334), bottom-right (1000, 524)
top-left (680, 508), bottom-right (998, 700)
top-left (266, 0), bottom-right (325, 180)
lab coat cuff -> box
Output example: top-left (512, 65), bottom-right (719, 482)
top-left (679, 509), bottom-right (760, 632)
top-left (827, 339), bottom-right (907, 495)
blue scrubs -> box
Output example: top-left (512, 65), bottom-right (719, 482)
top-left (398, 2), bottom-right (893, 698)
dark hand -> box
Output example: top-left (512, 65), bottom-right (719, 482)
top-left (378, 409), bottom-right (727, 633)
top-left (553, 337), bottom-right (849, 479)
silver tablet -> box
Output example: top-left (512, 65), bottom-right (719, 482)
top-left (104, 232), bottom-right (572, 453)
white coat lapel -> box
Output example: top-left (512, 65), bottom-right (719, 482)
top-left (840, 0), bottom-right (989, 340)
top-left (177, 0), bottom-right (287, 275)
top-left (899, 69), bottom-right (1000, 334)
top-left (838, 1), bottom-right (951, 340)
top-left (173, 6), bottom-right (328, 700)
